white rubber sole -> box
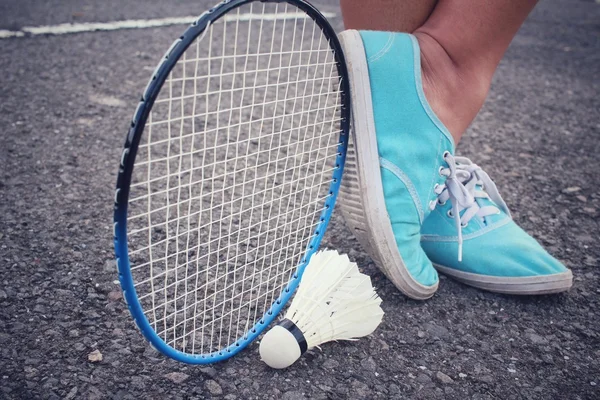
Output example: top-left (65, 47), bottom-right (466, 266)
top-left (337, 30), bottom-right (438, 300)
top-left (434, 264), bottom-right (573, 295)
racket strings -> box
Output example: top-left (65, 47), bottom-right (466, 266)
top-left (127, 2), bottom-right (343, 355)
top-left (130, 203), bottom-right (328, 293)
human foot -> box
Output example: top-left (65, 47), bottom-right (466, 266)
top-left (338, 30), bottom-right (456, 299)
top-left (420, 157), bottom-right (573, 295)
top-left (413, 31), bottom-right (491, 144)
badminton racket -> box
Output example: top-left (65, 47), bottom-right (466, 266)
top-left (113, 0), bottom-right (349, 363)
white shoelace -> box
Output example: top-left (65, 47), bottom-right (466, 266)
top-left (428, 154), bottom-right (511, 262)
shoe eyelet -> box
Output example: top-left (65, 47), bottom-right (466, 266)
top-left (442, 151), bottom-right (450, 159)
top-left (438, 166), bottom-right (444, 177)
top-left (438, 199), bottom-right (446, 206)
top-left (461, 222), bottom-right (468, 228)
top-left (447, 210), bottom-right (453, 218)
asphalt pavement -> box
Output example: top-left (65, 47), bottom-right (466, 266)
top-left (1, 0), bottom-right (599, 399)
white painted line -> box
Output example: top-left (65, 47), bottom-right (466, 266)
top-left (0, 12), bottom-right (336, 40)
top-left (22, 16), bottom-right (201, 35)
top-left (0, 30), bottom-right (24, 38)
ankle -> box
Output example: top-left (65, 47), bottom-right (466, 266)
top-left (413, 31), bottom-right (492, 144)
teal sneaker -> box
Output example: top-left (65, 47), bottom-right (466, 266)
top-left (338, 30), bottom-right (455, 299)
top-left (420, 157), bottom-right (573, 294)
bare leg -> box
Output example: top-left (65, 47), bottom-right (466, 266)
top-left (340, 0), bottom-right (437, 33)
top-left (340, 0), bottom-right (538, 144)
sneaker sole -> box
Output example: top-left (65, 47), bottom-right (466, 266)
top-left (337, 30), bottom-right (438, 300)
top-left (434, 264), bottom-right (573, 295)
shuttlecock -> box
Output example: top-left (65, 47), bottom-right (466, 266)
top-left (259, 249), bottom-right (384, 369)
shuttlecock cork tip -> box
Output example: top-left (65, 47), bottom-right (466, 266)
top-left (259, 319), bottom-right (307, 369)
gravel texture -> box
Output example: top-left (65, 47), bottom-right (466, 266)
top-left (1, 0), bottom-right (599, 399)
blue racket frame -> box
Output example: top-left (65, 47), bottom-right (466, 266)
top-left (114, 0), bottom-right (350, 364)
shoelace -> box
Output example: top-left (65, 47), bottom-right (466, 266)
top-left (428, 154), bottom-right (511, 262)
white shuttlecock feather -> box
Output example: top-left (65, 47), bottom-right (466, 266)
top-left (259, 249), bottom-right (384, 369)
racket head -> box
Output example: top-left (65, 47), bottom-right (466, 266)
top-left (114, 0), bottom-right (350, 364)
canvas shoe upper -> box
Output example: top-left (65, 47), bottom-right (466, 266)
top-left (420, 157), bottom-right (573, 294)
top-left (338, 30), bottom-right (456, 299)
